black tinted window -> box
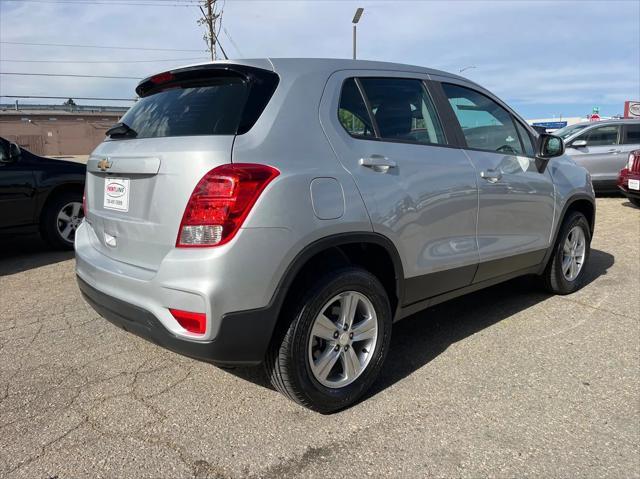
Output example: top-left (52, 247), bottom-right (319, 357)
top-left (624, 124), bottom-right (640, 144)
top-left (338, 78), bottom-right (375, 138)
top-left (584, 125), bottom-right (620, 146)
top-left (442, 83), bottom-right (523, 155)
top-left (359, 78), bottom-right (445, 145)
top-left (118, 78), bottom-right (248, 139)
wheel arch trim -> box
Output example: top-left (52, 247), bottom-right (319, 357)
top-left (273, 232), bottom-right (405, 314)
top-left (218, 232), bottom-right (405, 364)
top-left (540, 193), bottom-right (596, 273)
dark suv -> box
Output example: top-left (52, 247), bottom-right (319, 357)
top-left (0, 137), bottom-right (86, 249)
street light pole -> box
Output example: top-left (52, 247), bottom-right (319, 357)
top-left (353, 23), bottom-right (356, 60)
top-left (352, 7), bottom-right (364, 60)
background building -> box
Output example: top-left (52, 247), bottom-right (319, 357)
top-left (0, 103), bottom-right (129, 157)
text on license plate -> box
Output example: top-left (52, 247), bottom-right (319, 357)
top-left (104, 177), bottom-right (130, 212)
top-left (629, 179), bottom-right (640, 191)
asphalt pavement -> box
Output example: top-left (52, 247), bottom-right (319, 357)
top-left (0, 197), bottom-right (638, 478)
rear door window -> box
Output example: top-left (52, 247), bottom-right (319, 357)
top-left (442, 83), bottom-right (523, 155)
top-left (338, 78), bottom-right (376, 138)
top-left (358, 78), bottom-right (446, 145)
top-left (623, 124), bottom-right (640, 144)
top-left (583, 125), bottom-right (620, 146)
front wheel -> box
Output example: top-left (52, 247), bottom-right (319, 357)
top-left (265, 267), bottom-right (392, 413)
top-left (542, 211), bottom-right (591, 294)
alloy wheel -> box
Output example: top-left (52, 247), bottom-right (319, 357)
top-left (56, 201), bottom-right (83, 245)
top-left (561, 225), bottom-right (586, 281)
top-left (308, 291), bottom-right (378, 389)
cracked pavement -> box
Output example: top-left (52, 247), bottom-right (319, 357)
top-left (1, 197), bottom-right (638, 478)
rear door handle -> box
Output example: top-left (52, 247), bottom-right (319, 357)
top-left (607, 149), bottom-right (621, 154)
top-left (480, 169), bottom-right (502, 183)
top-left (359, 155), bottom-right (397, 173)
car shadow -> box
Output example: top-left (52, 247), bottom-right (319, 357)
top-left (0, 234), bottom-right (73, 276)
top-left (224, 248), bottom-right (615, 405)
top-left (367, 247), bottom-right (614, 400)
top-left (621, 200), bottom-right (640, 210)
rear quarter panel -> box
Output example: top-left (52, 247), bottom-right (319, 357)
top-left (232, 61), bottom-right (373, 292)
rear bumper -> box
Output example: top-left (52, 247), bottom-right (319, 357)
top-left (74, 220), bottom-right (295, 365)
top-left (78, 275), bottom-right (275, 365)
top-left (618, 186), bottom-right (640, 199)
top-left (617, 170), bottom-right (640, 199)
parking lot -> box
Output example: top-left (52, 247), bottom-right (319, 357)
top-left (0, 197), bottom-right (637, 478)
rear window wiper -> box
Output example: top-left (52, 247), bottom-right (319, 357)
top-left (106, 122), bottom-right (137, 139)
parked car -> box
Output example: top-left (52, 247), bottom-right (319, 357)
top-left (75, 59), bottom-right (595, 412)
top-left (0, 137), bottom-right (86, 249)
top-left (555, 119), bottom-right (640, 192)
top-left (617, 149), bottom-right (640, 207)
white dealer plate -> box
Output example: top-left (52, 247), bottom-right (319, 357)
top-left (104, 177), bottom-right (130, 212)
top-left (628, 179), bottom-right (640, 191)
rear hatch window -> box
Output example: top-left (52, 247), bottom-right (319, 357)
top-left (109, 65), bottom-right (279, 140)
top-left (119, 81), bottom-right (246, 138)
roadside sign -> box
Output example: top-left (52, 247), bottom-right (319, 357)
top-left (624, 101), bottom-right (640, 118)
top-left (589, 113), bottom-right (601, 122)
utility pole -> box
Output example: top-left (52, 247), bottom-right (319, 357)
top-left (206, 0), bottom-right (216, 61)
top-left (198, 0), bottom-right (228, 61)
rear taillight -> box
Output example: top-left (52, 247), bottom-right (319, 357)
top-left (169, 308), bottom-right (206, 335)
top-left (176, 163), bottom-right (279, 247)
top-left (628, 151), bottom-right (640, 173)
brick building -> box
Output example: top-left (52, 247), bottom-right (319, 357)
top-left (0, 103), bottom-right (130, 156)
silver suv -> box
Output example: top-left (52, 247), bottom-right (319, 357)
top-left (555, 119), bottom-right (640, 192)
top-left (76, 59), bottom-right (595, 412)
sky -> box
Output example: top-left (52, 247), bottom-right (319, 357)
top-left (0, 0), bottom-right (639, 119)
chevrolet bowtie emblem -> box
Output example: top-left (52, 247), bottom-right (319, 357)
top-left (97, 158), bottom-right (112, 171)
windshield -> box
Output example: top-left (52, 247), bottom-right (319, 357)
top-left (116, 78), bottom-right (249, 139)
top-left (554, 124), bottom-right (589, 139)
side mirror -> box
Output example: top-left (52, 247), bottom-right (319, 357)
top-left (537, 134), bottom-right (565, 159)
top-left (9, 142), bottom-right (21, 159)
top-left (0, 141), bottom-right (21, 163)
top-left (570, 139), bottom-right (587, 148)
top-left (0, 140), bottom-right (11, 163)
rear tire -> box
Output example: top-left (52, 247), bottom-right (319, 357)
top-left (542, 211), bottom-right (591, 295)
top-left (41, 191), bottom-right (83, 250)
top-left (265, 267), bottom-right (392, 413)
top-left (629, 197), bottom-right (640, 208)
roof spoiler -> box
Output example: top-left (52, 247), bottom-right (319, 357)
top-left (135, 64), bottom-right (278, 98)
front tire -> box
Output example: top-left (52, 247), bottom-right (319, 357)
top-left (542, 211), bottom-right (591, 294)
top-left (265, 267), bottom-right (392, 413)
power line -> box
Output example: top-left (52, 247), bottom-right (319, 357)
top-left (0, 57), bottom-right (208, 64)
top-left (2, 95), bottom-right (136, 101)
top-left (223, 26), bottom-right (243, 57)
top-left (0, 41), bottom-right (205, 53)
top-left (0, 0), bottom-right (199, 6)
top-left (1, 72), bottom-right (142, 79)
